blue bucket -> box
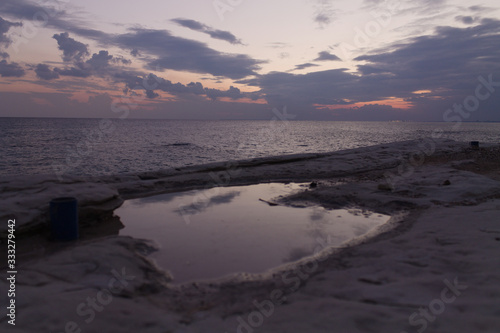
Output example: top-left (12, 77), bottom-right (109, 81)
top-left (50, 197), bottom-right (79, 241)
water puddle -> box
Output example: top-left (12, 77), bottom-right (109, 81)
top-left (116, 183), bottom-right (389, 283)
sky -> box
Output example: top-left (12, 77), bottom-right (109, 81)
top-left (0, 0), bottom-right (499, 120)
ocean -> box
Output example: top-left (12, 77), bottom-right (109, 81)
top-left (1, 118), bottom-right (499, 178)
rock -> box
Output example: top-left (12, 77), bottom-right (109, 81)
top-left (377, 183), bottom-right (393, 191)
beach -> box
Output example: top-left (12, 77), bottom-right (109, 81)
top-left (1, 138), bottom-right (500, 333)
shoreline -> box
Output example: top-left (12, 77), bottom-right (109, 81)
top-left (2, 139), bottom-right (500, 332)
top-left (0, 138), bottom-right (476, 234)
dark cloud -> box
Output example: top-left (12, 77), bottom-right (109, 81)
top-left (49, 37), bottom-right (132, 78)
top-left (35, 63), bottom-right (60, 80)
top-left (314, 13), bottom-right (332, 27)
top-left (0, 59), bottom-right (25, 77)
top-left (130, 49), bottom-right (140, 57)
top-left (53, 32), bottom-right (89, 62)
top-left (0, 16), bottom-right (21, 59)
top-left (241, 69), bottom-right (360, 108)
top-left (112, 56), bottom-right (132, 65)
top-left (242, 18), bottom-right (500, 120)
top-left (205, 86), bottom-right (243, 101)
top-left (354, 18), bottom-right (500, 98)
top-left (35, 34), bottom-right (244, 102)
top-left (0, 0), bottom-right (107, 41)
top-left (0, 0), bottom-right (63, 21)
top-left (314, 51), bottom-right (340, 61)
top-left (86, 50), bottom-right (113, 70)
top-left (172, 18), bottom-right (243, 45)
top-left (122, 73), bottom-right (204, 95)
top-left (3, 2), bottom-right (262, 81)
top-left (146, 90), bottom-right (159, 99)
top-left (120, 73), bottom-right (250, 102)
top-left (293, 63), bottom-right (319, 71)
top-left (0, 16), bottom-right (21, 47)
top-left (469, 5), bottom-right (489, 12)
top-left (313, 0), bottom-right (336, 28)
top-left (455, 16), bottom-right (478, 25)
top-left (54, 65), bottom-right (91, 78)
top-left (114, 29), bottom-right (264, 79)
top-left (172, 18), bottom-right (205, 31)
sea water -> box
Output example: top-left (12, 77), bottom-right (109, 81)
top-left (1, 118), bottom-right (499, 177)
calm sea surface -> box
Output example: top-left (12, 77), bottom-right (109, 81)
top-left (1, 118), bottom-right (499, 177)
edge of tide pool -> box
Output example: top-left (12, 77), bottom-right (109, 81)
top-left (115, 182), bottom-right (398, 284)
top-left (0, 138), bottom-right (467, 234)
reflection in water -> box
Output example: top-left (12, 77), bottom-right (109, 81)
top-left (174, 190), bottom-right (241, 216)
top-left (116, 183), bottom-right (389, 284)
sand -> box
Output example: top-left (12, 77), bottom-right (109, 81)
top-left (1, 138), bottom-right (500, 332)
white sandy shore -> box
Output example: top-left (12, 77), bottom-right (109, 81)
top-left (1, 138), bottom-right (500, 332)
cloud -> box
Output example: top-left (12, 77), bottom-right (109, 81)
top-left (363, 0), bottom-right (447, 17)
top-left (354, 18), bottom-right (500, 98)
top-left (130, 48), bottom-right (140, 57)
top-left (120, 73), bottom-right (251, 102)
top-left (86, 50), bottom-right (113, 70)
top-left (0, 59), bottom-right (25, 77)
top-left (114, 28), bottom-right (264, 79)
top-left (112, 56), bottom-right (132, 65)
top-left (241, 18), bottom-right (500, 120)
top-left (205, 86), bottom-right (243, 101)
top-left (35, 64), bottom-right (60, 80)
top-left (313, 0), bottom-right (336, 28)
top-left (241, 69), bottom-right (360, 108)
top-left (53, 32), bottom-right (89, 62)
top-left (3, 3), bottom-right (261, 81)
top-left (267, 42), bottom-right (290, 49)
top-left (145, 90), bottom-right (159, 99)
top-left (468, 5), bottom-right (489, 12)
top-left (293, 63), bottom-right (319, 71)
top-left (49, 33), bottom-right (133, 79)
top-left (122, 73), bottom-right (203, 95)
top-left (172, 18), bottom-right (243, 45)
top-left (0, 16), bottom-right (21, 47)
top-left (314, 13), bottom-right (333, 27)
top-left (36, 30), bottom-right (250, 103)
top-left (455, 16), bottom-right (478, 25)
top-left (314, 51), bottom-right (341, 61)
top-left (54, 65), bottom-right (91, 78)
top-left (0, 0), bottom-right (107, 41)
top-left (0, 0), bottom-right (63, 21)
top-left (0, 16), bottom-right (21, 59)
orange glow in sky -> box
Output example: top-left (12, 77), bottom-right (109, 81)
top-left (218, 97), bottom-right (268, 104)
top-left (314, 97), bottom-right (413, 111)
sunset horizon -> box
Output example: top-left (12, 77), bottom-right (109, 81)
top-left (0, 0), bottom-right (499, 120)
